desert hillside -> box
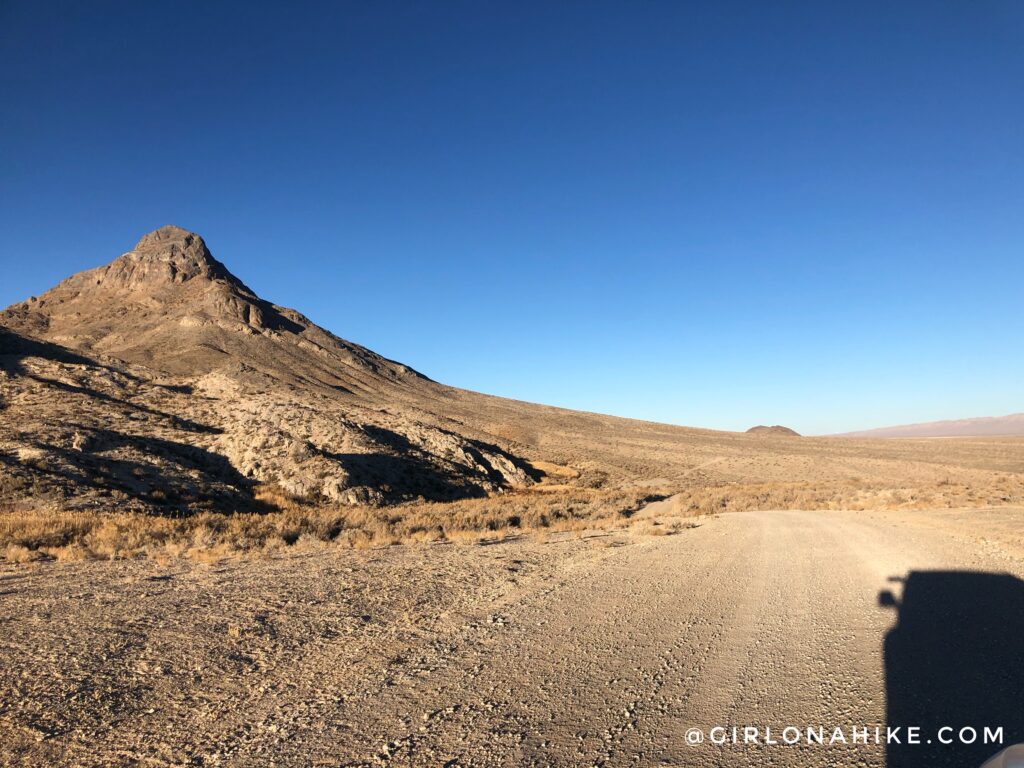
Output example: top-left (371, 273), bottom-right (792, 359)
top-left (2, 227), bottom-right (1023, 543)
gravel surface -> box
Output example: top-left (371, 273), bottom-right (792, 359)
top-left (2, 507), bottom-right (1022, 767)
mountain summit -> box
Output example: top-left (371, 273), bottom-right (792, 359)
top-left (1, 226), bottom-right (421, 390)
top-left (106, 225), bottom-right (241, 288)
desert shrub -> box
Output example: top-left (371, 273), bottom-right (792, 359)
top-left (486, 421), bottom-right (539, 447)
top-left (3, 469), bottom-right (1021, 564)
top-left (0, 484), bottom-right (671, 562)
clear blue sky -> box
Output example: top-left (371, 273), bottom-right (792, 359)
top-left (2, 2), bottom-right (1022, 434)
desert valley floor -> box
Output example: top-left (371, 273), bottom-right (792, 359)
top-left (2, 506), bottom-right (1023, 767)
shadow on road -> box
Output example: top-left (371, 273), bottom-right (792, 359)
top-left (880, 570), bottom-right (1024, 768)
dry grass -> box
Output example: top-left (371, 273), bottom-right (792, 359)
top-left (0, 485), bottom-right (670, 562)
top-left (3, 471), bottom-right (1021, 564)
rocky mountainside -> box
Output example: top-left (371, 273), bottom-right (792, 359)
top-left (1, 226), bottom-right (423, 390)
top-left (0, 227), bottom-right (534, 512)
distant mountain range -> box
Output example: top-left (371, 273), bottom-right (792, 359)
top-left (834, 413), bottom-right (1024, 439)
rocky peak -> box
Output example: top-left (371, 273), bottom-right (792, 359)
top-left (134, 224), bottom-right (203, 250)
top-left (104, 225), bottom-right (244, 290)
top-left (0, 225), bottom-right (423, 388)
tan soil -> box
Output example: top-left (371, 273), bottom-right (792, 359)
top-left (1, 506), bottom-right (1021, 767)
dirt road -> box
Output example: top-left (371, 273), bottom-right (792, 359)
top-left (2, 508), bottom-right (1022, 767)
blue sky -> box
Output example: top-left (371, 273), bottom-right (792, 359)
top-left (1, 2), bottom-right (1022, 434)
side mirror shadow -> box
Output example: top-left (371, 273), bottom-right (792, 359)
top-left (878, 589), bottom-right (898, 608)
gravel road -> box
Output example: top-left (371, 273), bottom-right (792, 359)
top-left (2, 507), bottom-right (1022, 768)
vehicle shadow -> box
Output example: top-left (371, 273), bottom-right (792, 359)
top-left (879, 570), bottom-right (1024, 768)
